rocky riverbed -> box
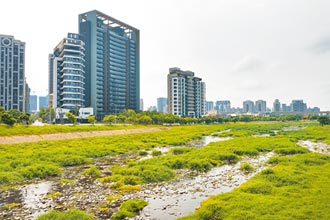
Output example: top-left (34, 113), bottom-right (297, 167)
top-left (298, 140), bottom-right (330, 155)
top-left (128, 152), bottom-right (274, 220)
top-left (0, 135), bottom-right (273, 220)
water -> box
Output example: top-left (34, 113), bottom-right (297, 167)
top-left (192, 136), bottom-right (232, 148)
top-left (139, 135), bottom-right (232, 161)
top-left (136, 152), bottom-right (274, 220)
top-left (21, 181), bottom-right (53, 219)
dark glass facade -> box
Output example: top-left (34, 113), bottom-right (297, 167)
top-left (79, 10), bottom-right (140, 117)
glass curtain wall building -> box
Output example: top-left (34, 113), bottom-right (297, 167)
top-left (0, 34), bottom-right (28, 112)
top-left (79, 10), bottom-right (140, 117)
top-left (48, 33), bottom-right (85, 110)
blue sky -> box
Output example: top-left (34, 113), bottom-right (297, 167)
top-left (1, 0), bottom-right (329, 110)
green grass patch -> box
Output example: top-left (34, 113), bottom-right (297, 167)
top-left (112, 199), bottom-right (148, 220)
top-left (0, 124), bottom-right (146, 137)
top-left (181, 153), bottom-right (330, 220)
top-left (37, 209), bottom-right (94, 220)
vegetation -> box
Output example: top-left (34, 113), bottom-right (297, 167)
top-left (239, 162), bottom-right (254, 173)
top-left (37, 209), bottom-right (94, 220)
top-left (81, 166), bottom-right (101, 178)
top-left (0, 124), bottom-right (145, 137)
top-left (318, 115), bottom-right (330, 126)
top-left (181, 153), bottom-right (330, 220)
top-left (2, 121), bottom-right (330, 220)
top-left (0, 124), bottom-right (225, 186)
top-left (112, 199), bottom-right (148, 220)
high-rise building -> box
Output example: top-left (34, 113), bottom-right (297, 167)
top-left (273, 99), bottom-right (281, 113)
top-left (79, 10), bottom-right (140, 117)
top-left (255, 100), bottom-right (267, 113)
top-left (49, 33), bottom-right (85, 110)
top-left (167, 67), bottom-right (206, 118)
top-left (243, 100), bottom-right (254, 113)
top-left (282, 103), bottom-right (290, 112)
top-left (215, 100), bottom-right (231, 112)
top-left (29, 95), bottom-right (37, 113)
top-left (157, 97), bottom-right (168, 113)
top-left (0, 34), bottom-right (28, 112)
top-left (291, 100), bottom-right (307, 112)
top-left (205, 101), bottom-right (214, 113)
top-left (139, 99), bottom-right (144, 111)
top-left (39, 96), bottom-right (49, 109)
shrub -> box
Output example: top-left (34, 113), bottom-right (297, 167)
top-left (171, 147), bottom-right (192, 155)
top-left (112, 199), bottom-right (148, 220)
top-left (37, 209), bottom-right (94, 220)
top-left (111, 210), bottom-right (133, 220)
top-left (152, 150), bottom-right (162, 157)
top-left (120, 199), bottom-right (148, 213)
top-left (239, 162), bottom-right (255, 173)
top-left (188, 159), bottom-right (212, 172)
top-left (82, 166), bottom-right (101, 178)
top-left (138, 151), bottom-right (148, 156)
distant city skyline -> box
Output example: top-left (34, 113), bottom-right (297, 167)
top-left (1, 0), bottom-right (329, 111)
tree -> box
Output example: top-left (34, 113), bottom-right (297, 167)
top-left (103, 114), bottom-right (117, 125)
top-left (19, 113), bottom-right (30, 125)
top-left (65, 112), bottom-right (77, 124)
top-left (136, 115), bottom-right (152, 125)
top-left (1, 112), bottom-right (17, 126)
top-left (86, 115), bottom-right (96, 124)
top-left (318, 116), bottom-right (330, 126)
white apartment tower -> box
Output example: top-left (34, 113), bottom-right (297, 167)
top-left (167, 67), bottom-right (205, 118)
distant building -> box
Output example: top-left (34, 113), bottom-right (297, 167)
top-left (255, 100), bottom-right (267, 113)
top-left (140, 99), bottom-right (144, 111)
top-left (0, 34), bottom-right (28, 112)
top-left (29, 95), bottom-right (38, 113)
top-left (243, 100), bottom-right (254, 113)
top-left (291, 100), bottom-right (307, 112)
top-left (49, 33), bottom-right (85, 111)
top-left (157, 97), bottom-right (168, 113)
top-left (39, 96), bottom-right (48, 109)
top-left (282, 104), bottom-right (291, 112)
top-left (273, 99), bottom-right (281, 113)
top-left (167, 67), bottom-right (206, 118)
top-left (215, 100), bottom-right (231, 112)
top-left (205, 101), bottom-right (214, 113)
top-left (148, 106), bottom-right (157, 111)
top-left (307, 107), bottom-right (320, 113)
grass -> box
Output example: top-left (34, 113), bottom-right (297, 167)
top-left (181, 153), bottom-right (330, 220)
top-left (0, 124), bottom-right (227, 186)
top-left (0, 124), bottom-right (147, 137)
top-left (112, 199), bottom-right (148, 220)
top-left (2, 122), bottom-right (330, 220)
top-left (37, 209), bottom-right (94, 220)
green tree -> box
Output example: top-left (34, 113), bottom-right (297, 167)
top-left (19, 113), bottom-right (30, 125)
top-left (318, 116), bottom-right (330, 126)
top-left (103, 114), bottom-right (117, 124)
top-left (1, 112), bottom-right (17, 126)
top-left (66, 112), bottom-right (77, 124)
top-left (86, 115), bottom-right (96, 124)
top-left (136, 115), bottom-right (152, 124)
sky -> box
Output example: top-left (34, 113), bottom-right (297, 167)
top-left (1, 0), bottom-right (329, 110)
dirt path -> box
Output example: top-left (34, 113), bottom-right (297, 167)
top-left (0, 127), bottom-right (168, 145)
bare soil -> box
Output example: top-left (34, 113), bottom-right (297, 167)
top-left (0, 127), bottom-right (168, 145)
